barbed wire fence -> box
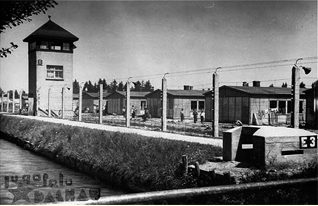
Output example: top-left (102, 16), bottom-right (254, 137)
top-left (1, 56), bottom-right (317, 137)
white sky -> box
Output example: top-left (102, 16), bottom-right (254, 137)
top-left (0, 0), bottom-right (317, 92)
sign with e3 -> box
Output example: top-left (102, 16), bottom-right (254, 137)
top-left (299, 135), bottom-right (317, 149)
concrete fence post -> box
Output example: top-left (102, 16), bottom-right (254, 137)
top-left (126, 80), bottom-right (131, 127)
top-left (162, 77), bottom-right (167, 132)
top-left (291, 66), bottom-right (300, 128)
top-left (48, 88), bottom-right (51, 117)
top-left (79, 85), bottom-right (82, 121)
top-left (19, 90), bottom-right (22, 113)
top-left (212, 72), bottom-right (219, 138)
top-left (12, 92), bottom-right (15, 114)
top-left (61, 87), bottom-right (65, 119)
top-left (6, 91), bottom-right (9, 113)
top-left (1, 93), bottom-right (4, 112)
top-left (99, 83), bottom-right (103, 124)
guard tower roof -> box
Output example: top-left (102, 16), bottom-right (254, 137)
top-left (23, 19), bottom-right (79, 42)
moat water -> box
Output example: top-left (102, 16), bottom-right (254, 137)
top-left (0, 138), bottom-right (125, 204)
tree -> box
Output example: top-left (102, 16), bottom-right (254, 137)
top-left (281, 82), bottom-right (288, 88)
top-left (0, 0), bottom-right (58, 57)
top-left (110, 79), bottom-right (118, 92)
top-left (73, 79), bottom-right (80, 94)
top-left (102, 78), bottom-right (107, 90)
top-left (14, 90), bottom-right (19, 98)
top-left (117, 81), bottom-right (124, 91)
top-left (300, 82), bottom-right (306, 88)
top-left (144, 80), bottom-right (154, 91)
top-left (132, 81), bottom-right (142, 91)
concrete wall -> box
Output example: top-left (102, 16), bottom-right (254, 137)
top-left (223, 126), bottom-right (318, 168)
top-left (223, 126), bottom-right (260, 162)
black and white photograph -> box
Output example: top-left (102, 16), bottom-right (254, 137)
top-left (0, 0), bottom-right (317, 204)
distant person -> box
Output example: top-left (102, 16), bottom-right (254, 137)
top-left (122, 107), bottom-right (126, 118)
top-left (193, 109), bottom-right (198, 123)
top-left (74, 105), bottom-right (79, 115)
top-left (143, 108), bottom-right (150, 122)
top-left (131, 105), bottom-right (136, 119)
top-left (200, 110), bottom-right (205, 124)
top-left (180, 108), bottom-right (184, 122)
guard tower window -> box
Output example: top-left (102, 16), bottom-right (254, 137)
top-left (40, 41), bottom-right (48, 49)
top-left (63, 43), bottom-right (70, 51)
top-left (50, 42), bottom-right (61, 50)
top-left (47, 65), bottom-right (63, 80)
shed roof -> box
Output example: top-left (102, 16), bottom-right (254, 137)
top-left (204, 85), bottom-right (308, 96)
top-left (109, 91), bottom-right (150, 98)
top-left (79, 92), bottom-right (111, 99)
top-left (167, 89), bottom-right (205, 97)
top-left (146, 89), bottom-right (205, 98)
top-left (23, 20), bottom-right (79, 42)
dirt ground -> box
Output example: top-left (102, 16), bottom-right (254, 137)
top-left (79, 113), bottom-right (242, 138)
top-left (77, 113), bottom-right (317, 138)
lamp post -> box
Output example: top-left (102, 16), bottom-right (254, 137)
top-left (212, 67), bottom-right (220, 138)
top-left (126, 77), bottom-right (132, 127)
top-left (48, 87), bottom-right (51, 117)
top-left (78, 82), bottom-right (84, 121)
top-left (61, 84), bottom-right (70, 119)
top-left (291, 58), bottom-right (311, 128)
top-left (162, 73), bottom-right (169, 132)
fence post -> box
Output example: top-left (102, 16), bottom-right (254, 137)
top-left (19, 90), bottom-right (22, 113)
top-left (126, 79), bottom-right (131, 127)
top-left (36, 88), bottom-right (40, 116)
top-left (99, 83), bottom-right (103, 124)
top-left (162, 76), bottom-right (167, 132)
top-left (1, 92), bottom-right (3, 112)
top-left (6, 91), bottom-right (9, 113)
top-left (212, 72), bottom-right (219, 138)
top-left (12, 92), bottom-right (15, 114)
top-left (291, 66), bottom-right (300, 128)
top-left (79, 84), bottom-right (82, 121)
top-left (48, 88), bottom-right (51, 117)
top-left (61, 87), bottom-right (65, 119)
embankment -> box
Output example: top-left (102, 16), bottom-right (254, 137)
top-left (0, 114), bottom-right (222, 192)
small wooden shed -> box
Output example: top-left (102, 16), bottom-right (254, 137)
top-left (73, 92), bottom-right (110, 113)
top-left (204, 85), bottom-right (308, 125)
top-left (107, 91), bottom-right (150, 115)
top-left (145, 89), bottom-right (205, 119)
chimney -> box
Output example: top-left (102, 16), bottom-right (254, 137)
top-left (253, 81), bottom-right (261, 87)
top-left (184, 85), bottom-right (193, 90)
top-left (242, 82), bottom-right (249, 87)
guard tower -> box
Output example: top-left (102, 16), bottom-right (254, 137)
top-left (23, 18), bottom-right (78, 117)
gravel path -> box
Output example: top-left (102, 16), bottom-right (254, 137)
top-left (2, 114), bottom-right (223, 147)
